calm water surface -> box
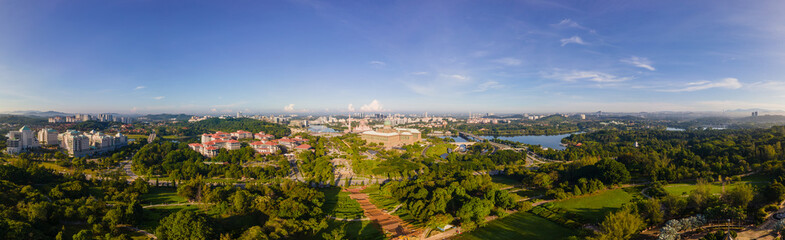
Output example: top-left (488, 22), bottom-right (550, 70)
top-left (482, 133), bottom-right (578, 150)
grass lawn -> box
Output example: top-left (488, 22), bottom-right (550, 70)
top-left (425, 143), bottom-right (454, 158)
top-left (551, 188), bottom-right (634, 223)
top-left (140, 187), bottom-right (187, 205)
top-left (318, 219), bottom-right (385, 240)
top-left (460, 212), bottom-right (578, 240)
top-left (663, 180), bottom-right (765, 197)
top-left (320, 187), bottom-right (366, 219)
top-left (362, 185), bottom-right (399, 211)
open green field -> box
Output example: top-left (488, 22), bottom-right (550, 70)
top-left (321, 187), bottom-right (366, 219)
top-left (140, 187), bottom-right (187, 205)
top-left (551, 188), bottom-right (634, 223)
top-left (425, 143), bottom-right (454, 158)
top-left (663, 180), bottom-right (766, 196)
top-left (318, 219), bottom-right (385, 240)
top-left (138, 205), bottom-right (205, 232)
top-left (460, 212), bottom-right (578, 240)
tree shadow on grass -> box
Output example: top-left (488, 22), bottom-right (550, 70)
top-left (565, 206), bottom-right (619, 223)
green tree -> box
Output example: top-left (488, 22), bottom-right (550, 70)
top-left (238, 226), bottom-right (268, 240)
top-left (596, 159), bottom-right (630, 185)
top-left (155, 210), bottom-right (214, 240)
top-left (72, 230), bottom-right (92, 240)
top-left (722, 184), bottom-right (753, 208)
top-left (590, 208), bottom-right (644, 240)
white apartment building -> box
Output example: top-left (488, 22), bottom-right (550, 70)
top-left (37, 128), bottom-right (59, 145)
top-left (5, 126), bottom-right (40, 154)
top-left (58, 130), bottom-right (127, 157)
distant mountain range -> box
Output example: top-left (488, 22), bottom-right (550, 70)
top-left (1, 110), bottom-right (71, 117)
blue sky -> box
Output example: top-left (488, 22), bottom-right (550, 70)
top-left (1, 0), bottom-right (784, 114)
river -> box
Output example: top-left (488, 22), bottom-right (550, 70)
top-left (481, 133), bottom-right (579, 150)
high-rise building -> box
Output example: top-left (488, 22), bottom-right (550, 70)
top-left (580, 114), bottom-right (586, 120)
top-left (5, 126), bottom-right (40, 154)
top-left (38, 128), bottom-right (59, 145)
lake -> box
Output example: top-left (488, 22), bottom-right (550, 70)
top-left (482, 133), bottom-right (578, 150)
top-left (308, 125), bottom-right (337, 133)
top-left (441, 136), bottom-right (468, 142)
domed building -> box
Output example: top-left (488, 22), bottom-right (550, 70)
top-left (360, 120), bottom-right (421, 147)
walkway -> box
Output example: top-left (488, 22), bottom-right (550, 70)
top-left (343, 187), bottom-right (421, 238)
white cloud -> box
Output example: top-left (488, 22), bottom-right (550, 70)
top-left (475, 81), bottom-right (503, 92)
top-left (493, 57), bottom-right (522, 66)
top-left (130, 107), bottom-right (138, 112)
top-left (369, 61), bottom-right (386, 66)
top-left (347, 104), bottom-right (355, 111)
top-left (153, 96), bottom-right (165, 100)
top-left (283, 104), bottom-right (295, 112)
top-left (557, 19), bottom-right (580, 28)
top-left (448, 74), bottom-right (468, 80)
top-left (134, 86), bottom-right (146, 90)
top-left (621, 56), bottom-right (655, 71)
top-left (545, 70), bottom-right (630, 83)
top-left (360, 100), bottom-right (383, 112)
top-left (662, 78), bottom-right (742, 92)
top-left (411, 72), bottom-right (429, 75)
top-left (560, 36), bottom-right (586, 46)
top-left (554, 18), bottom-right (596, 33)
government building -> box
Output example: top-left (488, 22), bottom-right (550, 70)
top-left (360, 121), bottom-right (422, 147)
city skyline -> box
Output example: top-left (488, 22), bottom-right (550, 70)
top-left (2, 1), bottom-right (785, 114)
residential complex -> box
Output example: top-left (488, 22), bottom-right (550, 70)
top-left (48, 114), bottom-right (134, 124)
top-left (37, 128), bottom-right (59, 145)
top-left (58, 130), bottom-right (128, 157)
top-left (360, 121), bottom-right (422, 147)
top-left (5, 126), bottom-right (40, 154)
top-left (190, 130), bottom-right (312, 157)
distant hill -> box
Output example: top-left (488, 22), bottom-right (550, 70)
top-left (0, 114), bottom-right (48, 125)
top-left (1, 110), bottom-right (70, 117)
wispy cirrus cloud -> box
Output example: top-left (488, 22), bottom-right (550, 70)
top-left (369, 60), bottom-right (386, 66)
top-left (661, 78), bottom-right (742, 92)
top-left (134, 86), bottom-right (146, 90)
top-left (560, 36), bottom-right (586, 46)
top-left (621, 56), bottom-right (655, 71)
top-left (554, 18), bottom-right (595, 33)
top-left (545, 70), bottom-right (630, 83)
top-left (153, 96), bottom-right (164, 100)
top-left (493, 57), bottom-right (522, 66)
top-left (475, 81), bottom-right (503, 92)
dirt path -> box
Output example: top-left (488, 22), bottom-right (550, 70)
top-left (344, 188), bottom-right (421, 238)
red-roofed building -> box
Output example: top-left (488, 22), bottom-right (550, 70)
top-left (294, 144), bottom-right (313, 152)
top-left (254, 132), bottom-right (274, 140)
top-left (250, 141), bottom-right (279, 154)
top-left (231, 130), bottom-right (252, 139)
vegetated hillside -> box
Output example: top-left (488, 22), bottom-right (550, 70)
top-left (140, 114), bottom-right (193, 121)
top-left (70, 120), bottom-right (119, 132)
top-left (0, 114), bottom-right (48, 125)
top-left (185, 118), bottom-right (291, 138)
